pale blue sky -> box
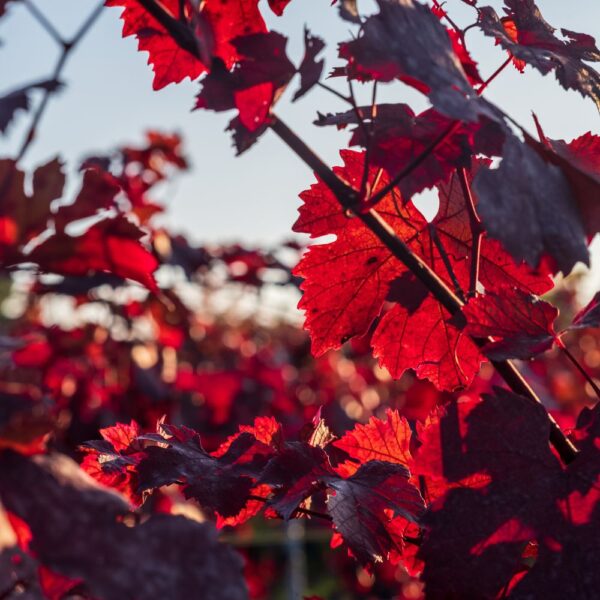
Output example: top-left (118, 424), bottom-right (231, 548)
top-left (1, 0), bottom-right (600, 249)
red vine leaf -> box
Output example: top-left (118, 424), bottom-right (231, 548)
top-left (478, 0), bottom-right (600, 108)
top-left (339, 0), bottom-right (490, 121)
top-left (333, 408), bottom-right (413, 466)
top-left (106, 0), bottom-right (208, 90)
top-left (137, 423), bottom-right (274, 518)
top-left (571, 291), bottom-right (600, 330)
top-left (464, 287), bottom-right (559, 360)
top-left (473, 134), bottom-right (589, 275)
top-left (0, 452), bottom-right (247, 600)
top-left (80, 420), bottom-right (145, 506)
top-left (27, 215), bottom-right (159, 292)
top-left (527, 121), bottom-right (600, 241)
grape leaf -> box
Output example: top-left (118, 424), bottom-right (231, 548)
top-left (0, 452), bottom-right (247, 600)
top-left (294, 150), bottom-right (552, 389)
top-left (80, 420), bottom-right (145, 506)
top-left (260, 441), bottom-right (425, 564)
top-left (27, 214), bottom-right (159, 292)
top-left (0, 391), bottom-right (53, 456)
top-left (54, 168), bottom-right (121, 230)
top-left (0, 158), bottom-right (65, 253)
top-left (293, 151), bottom-right (484, 391)
top-left (339, 0), bottom-right (491, 121)
top-left (293, 27), bottom-right (325, 101)
top-left (317, 105), bottom-right (477, 199)
top-left (106, 0), bottom-right (208, 90)
top-left (137, 423), bottom-right (274, 518)
top-left (371, 296), bottom-right (483, 390)
top-left (0, 79), bottom-right (63, 134)
top-left (108, 0), bottom-right (291, 90)
top-left (473, 133), bottom-right (589, 275)
top-left (478, 0), bottom-right (600, 108)
top-left (292, 150), bottom-right (416, 357)
top-left (464, 287), bottom-right (559, 360)
top-left (325, 460), bottom-right (424, 565)
top-left (526, 122), bottom-right (600, 241)
top-left (571, 291), bottom-right (600, 330)
top-left (333, 408), bottom-right (413, 465)
top-left (195, 31), bottom-right (295, 131)
top-left (416, 390), bottom-right (564, 598)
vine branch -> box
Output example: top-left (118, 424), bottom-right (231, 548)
top-left (15, 1), bottom-right (104, 163)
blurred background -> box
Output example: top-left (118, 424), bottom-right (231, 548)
top-left (1, 1), bottom-right (600, 599)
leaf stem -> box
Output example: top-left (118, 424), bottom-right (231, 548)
top-left (431, 0), bottom-right (464, 41)
top-left (365, 56), bottom-right (512, 209)
top-left (429, 224), bottom-right (466, 302)
top-left (346, 81), bottom-right (371, 198)
top-left (364, 120), bottom-right (459, 208)
top-left (557, 339), bottom-right (600, 401)
top-left (316, 81), bottom-right (351, 104)
top-left (248, 494), bottom-right (332, 521)
top-left (457, 167), bottom-right (483, 297)
top-left (477, 56), bottom-right (512, 94)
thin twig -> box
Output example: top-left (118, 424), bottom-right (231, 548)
top-left (457, 167), bottom-right (483, 297)
top-left (558, 340), bottom-right (600, 401)
top-left (14, 1), bottom-right (104, 163)
top-left (70, 1), bottom-right (105, 46)
top-left (358, 81), bottom-right (381, 200)
top-left (346, 80), bottom-right (372, 198)
top-left (317, 81), bottom-right (351, 103)
top-left (24, 0), bottom-right (63, 44)
top-left (365, 56), bottom-right (512, 209)
top-left (248, 494), bottom-right (332, 521)
top-left (477, 56), bottom-right (512, 95)
top-left (432, 0), bottom-right (463, 41)
top-left (15, 52), bottom-right (69, 163)
top-left (364, 120), bottom-right (459, 208)
top-left (429, 225), bottom-right (466, 302)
